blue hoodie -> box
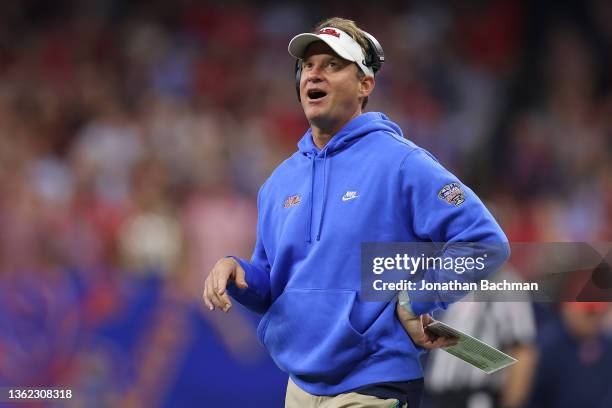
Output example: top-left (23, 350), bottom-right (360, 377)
top-left (228, 112), bottom-right (509, 395)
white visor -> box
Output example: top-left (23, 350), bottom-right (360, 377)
top-left (288, 27), bottom-right (374, 77)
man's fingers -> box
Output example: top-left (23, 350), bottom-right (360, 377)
top-left (432, 336), bottom-right (448, 348)
top-left (209, 291), bottom-right (224, 310)
top-left (218, 261), bottom-right (248, 293)
top-left (420, 316), bottom-right (459, 348)
top-left (215, 271), bottom-right (231, 296)
top-left (234, 264), bottom-right (248, 289)
top-left (204, 279), bottom-right (216, 311)
top-left (419, 334), bottom-right (458, 349)
top-left (204, 258), bottom-right (243, 312)
top-left (420, 335), bottom-right (452, 350)
top-left (206, 279), bottom-right (225, 310)
top-left (202, 258), bottom-right (243, 313)
top-left (218, 292), bottom-right (233, 312)
top-left (421, 314), bottom-right (434, 326)
top-left (205, 279), bottom-right (217, 309)
top-left (202, 280), bottom-right (214, 311)
top-left (203, 297), bottom-right (214, 311)
top-left (212, 262), bottom-right (230, 295)
top-left (407, 324), bottom-right (436, 349)
top-left (440, 336), bottom-right (459, 347)
top-left (213, 271), bottom-right (232, 311)
top-left (414, 338), bottom-right (431, 348)
top-left (432, 335), bottom-right (457, 349)
top-left (414, 338), bottom-right (437, 350)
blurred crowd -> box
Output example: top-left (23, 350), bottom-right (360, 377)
top-left (0, 0), bottom-right (611, 406)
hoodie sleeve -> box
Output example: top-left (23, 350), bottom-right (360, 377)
top-left (399, 148), bottom-right (510, 316)
top-left (226, 188), bottom-right (272, 315)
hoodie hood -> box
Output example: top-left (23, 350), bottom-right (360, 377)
top-left (297, 112), bottom-right (404, 243)
top-left (297, 112), bottom-right (403, 155)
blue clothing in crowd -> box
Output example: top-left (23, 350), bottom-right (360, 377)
top-left (526, 315), bottom-right (612, 408)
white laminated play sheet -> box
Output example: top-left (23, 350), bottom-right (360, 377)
top-left (425, 320), bottom-right (518, 374)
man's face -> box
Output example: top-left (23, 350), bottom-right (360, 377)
top-left (299, 41), bottom-right (369, 128)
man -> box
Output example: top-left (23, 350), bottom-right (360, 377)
top-left (203, 17), bottom-right (509, 408)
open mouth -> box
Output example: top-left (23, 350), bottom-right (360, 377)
top-left (307, 89), bottom-right (327, 100)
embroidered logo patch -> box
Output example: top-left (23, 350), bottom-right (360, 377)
top-left (438, 182), bottom-right (465, 206)
top-left (341, 191), bottom-right (359, 202)
top-left (283, 195), bottom-right (302, 208)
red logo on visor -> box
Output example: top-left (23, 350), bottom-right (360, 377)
top-left (317, 28), bottom-right (340, 38)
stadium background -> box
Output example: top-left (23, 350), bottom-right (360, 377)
top-left (0, 0), bottom-right (610, 406)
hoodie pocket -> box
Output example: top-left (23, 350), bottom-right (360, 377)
top-left (257, 289), bottom-right (366, 382)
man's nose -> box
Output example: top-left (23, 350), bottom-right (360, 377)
top-left (305, 65), bottom-right (323, 83)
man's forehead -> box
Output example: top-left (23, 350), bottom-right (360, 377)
top-left (303, 41), bottom-right (345, 61)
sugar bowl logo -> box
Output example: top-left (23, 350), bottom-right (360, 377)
top-left (284, 194), bottom-right (302, 208)
top-left (438, 182), bottom-right (465, 206)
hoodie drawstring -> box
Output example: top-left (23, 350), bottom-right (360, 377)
top-left (306, 152), bottom-right (316, 243)
top-left (316, 149), bottom-right (329, 241)
top-left (305, 149), bottom-right (330, 243)
top-left (296, 113), bottom-right (402, 243)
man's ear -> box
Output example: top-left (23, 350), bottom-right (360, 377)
top-left (359, 75), bottom-right (375, 99)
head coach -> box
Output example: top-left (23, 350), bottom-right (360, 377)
top-left (203, 17), bottom-right (510, 408)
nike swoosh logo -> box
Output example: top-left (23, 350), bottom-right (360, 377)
top-left (342, 195), bottom-right (358, 202)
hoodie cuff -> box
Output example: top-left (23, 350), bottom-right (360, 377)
top-left (225, 256), bottom-right (271, 314)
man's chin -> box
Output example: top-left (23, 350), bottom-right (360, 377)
top-left (303, 109), bottom-right (327, 124)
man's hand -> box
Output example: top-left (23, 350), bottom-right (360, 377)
top-left (396, 302), bottom-right (458, 349)
top-left (203, 258), bottom-right (248, 313)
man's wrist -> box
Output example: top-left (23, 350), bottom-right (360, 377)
top-left (398, 291), bottom-right (418, 319)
